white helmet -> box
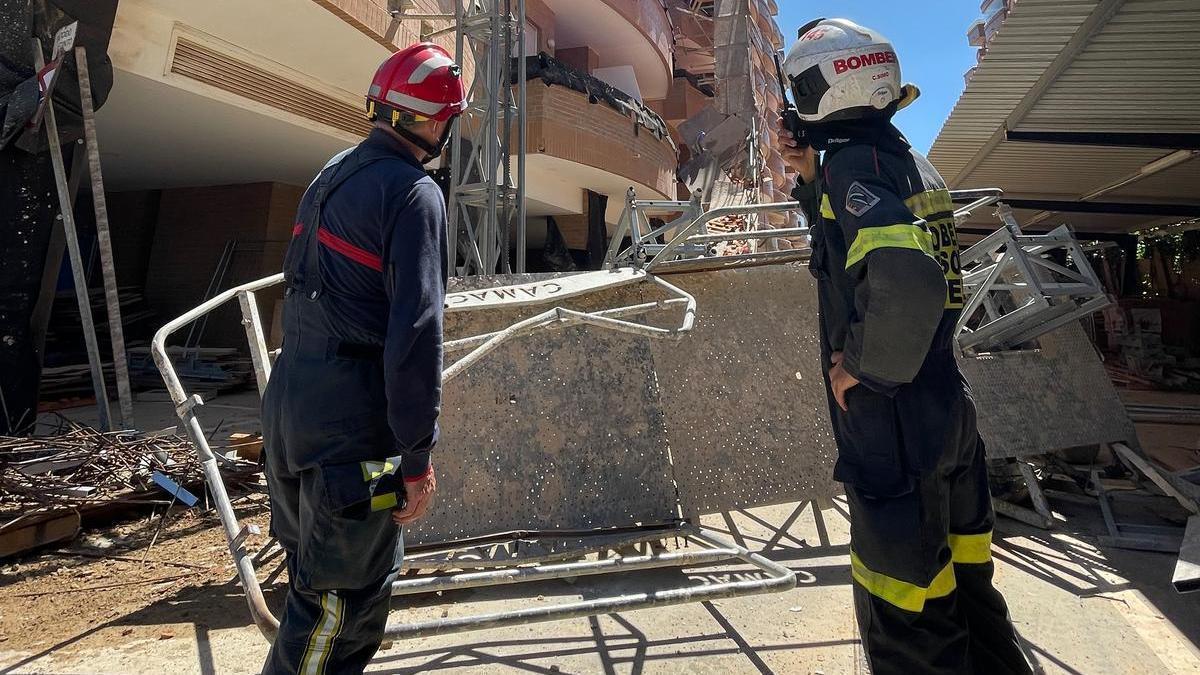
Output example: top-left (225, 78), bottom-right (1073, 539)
top-left (782, 18), bottom-right (920, 123)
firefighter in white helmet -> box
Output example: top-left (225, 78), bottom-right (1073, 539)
top-left (777, 18), bottom-right (1033, 674)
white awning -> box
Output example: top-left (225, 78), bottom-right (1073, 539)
top-left (929, 0), bottom-right (1200, 235)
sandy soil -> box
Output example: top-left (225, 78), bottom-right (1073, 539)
top-left (2, 492), bottom-right (1200, 675)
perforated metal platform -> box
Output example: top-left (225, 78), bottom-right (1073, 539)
top-left (411, 278), bottom-right (679, 545)
top-left (651, 267), bottom-right (839, 516)
top-left (410, 268), bottom-right (842, 544)
top-left (958, 321), bottom-right (1138, 460)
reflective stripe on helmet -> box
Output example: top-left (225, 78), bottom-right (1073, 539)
top-left (385, 89), bottom-right (445, 117)
top-left (408, 53), bottom-right (456, 84)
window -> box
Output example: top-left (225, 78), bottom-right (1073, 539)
top-left (512, 19), bottom-right (538, 57)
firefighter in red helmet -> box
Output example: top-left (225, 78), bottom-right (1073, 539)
top-left (260, 43), bottom-right (465, 675)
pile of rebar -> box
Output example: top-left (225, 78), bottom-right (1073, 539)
top-left (0, 418), bottom-right (236, 519)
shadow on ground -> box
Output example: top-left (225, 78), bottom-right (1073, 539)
top-left (4, 495), bottom-right (1197, 674)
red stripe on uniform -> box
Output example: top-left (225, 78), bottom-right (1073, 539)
top-left (317, 228), bottom-right (383, 271)
top-left (291, 223), bottom-right (383, 272)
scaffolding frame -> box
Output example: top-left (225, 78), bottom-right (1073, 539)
top-left (952, 192), bottom-right (1112, 353)
top-left (449, 0), bottom-right (527, 275)
top-left (390, 1), bottom-right (527, 275)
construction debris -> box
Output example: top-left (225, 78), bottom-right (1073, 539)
top-left (128, 345), bottom-right (253, 395)
top-left (1105, 307), bottom-right (1200, 391)
top-left (0, 418), bottom-right (259, 557)
top-left (1124, 402), bottom-right (1200, 426)
top-left (39, 287), bottom-right (155, 404)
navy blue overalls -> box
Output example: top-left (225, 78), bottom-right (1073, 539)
top-left (795, 124), bottom-right (1032, 674)
top-left (261, 129), bottom-right (447, 675)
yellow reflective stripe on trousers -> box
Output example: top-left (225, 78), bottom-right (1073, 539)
top-left (370, 492), bottom-right (399, 512)
top-left (849, 551), bottom-right (956, 613)
top-left (949, 531), bottom-right (993, 564)
top-left (904, 189), bottom-right (955, 219)
top-left (820, 193), bottom-right (835, 220)
top-left (845, 223), bottom-right (934, 269)
top-left (300, 591), bottom-right (344, 675)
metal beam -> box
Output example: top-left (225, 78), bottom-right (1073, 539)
top-left (447, 0), bottom-right (527, 275)
top-left (37, 40), bottom-right (114, 430)
top-left (950, 197), bottom-right (1200, 218)
top-left (1005, 130), bottom-right (1200, 151)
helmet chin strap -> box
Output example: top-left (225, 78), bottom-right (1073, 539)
top-left (391, 117), bottom-right (457, 166)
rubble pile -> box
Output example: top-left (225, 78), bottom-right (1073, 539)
top-left (0, 419), bottom-right (253, 520)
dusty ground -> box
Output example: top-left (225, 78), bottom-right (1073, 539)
top-left (4, 392), bottom-right (1199, 673)
top-left (2, 488), bottom-right (1199, 674)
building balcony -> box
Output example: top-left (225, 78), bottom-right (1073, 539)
top-left (538, 0), bottom-right (673, 101)
top-left (967, 19), bottom-right (986, 47)
top-left (522, 55), bottom-right (678, 224)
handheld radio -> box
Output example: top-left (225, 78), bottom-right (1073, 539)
top-left (773, 51), bottom-right (808, 148)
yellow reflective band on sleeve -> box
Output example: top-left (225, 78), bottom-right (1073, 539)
top-left (300, 591), bottom-right (344, 675)
top-left (948, 531), bottom-right (993, 564)
top-left (850, 551), bottom-right (956, 613)
top-left (845, 223), bottom-right (935, 269)
top-left (820, 193), bottom-right (835, 220)
top-left (370, 492), bottom-right (399, 512)
top-left (904, 189), bottom-right (955, 219)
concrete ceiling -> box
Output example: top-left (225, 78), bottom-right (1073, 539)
top-left (95, 71), bottom-right (354, 190)
top-left (525, 153), bottom-right (669, 224)
top-left (93, 0), bottom-right (390, 191)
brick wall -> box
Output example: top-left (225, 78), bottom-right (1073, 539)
top-left (106, 190), bottom-right (161, 289)
top-left (145, 183), bottom-right (302, 349)
top-left (527, 85), bottom-right (677, 197)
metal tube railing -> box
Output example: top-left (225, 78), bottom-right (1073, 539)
top-left (381, 527), bottom-right (795, 640)
top-left (684, 227), bottom-right (809, 245)
top-left (150, 269), bottom-right (713, 642)
top-left (647, 201), bottom-right (802, 271)
top-left (391, 546), bottom-right (739, 596)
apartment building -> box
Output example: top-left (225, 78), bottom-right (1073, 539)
top-left (72, 0), bottom-right (785, 330)
top-left (964, 0), bottom-right (1016, 83)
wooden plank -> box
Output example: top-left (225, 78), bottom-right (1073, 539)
top-left (0, 511), bottom-right (81, 558)
top-left (75, 46), bottom-right (134, 426)
top-left (1174, 515), bottom-right (1200, 593)
top-left (993, 498), bottom-right (1053, 530)
top-left (13, 456), bottom-right (88, 475)
top-left (227, 433), bottom-right (263, 463)
top-left (1112, 442), bottom-right (1200, 515)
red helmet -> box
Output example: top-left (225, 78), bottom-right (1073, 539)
top-left (366, 43), bottom-right (466, 123)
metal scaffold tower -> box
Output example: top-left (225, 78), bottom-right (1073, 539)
top-left (450, 0), bottom-right (527, 275)
top-left (391, 0), bottom-right (526, 275)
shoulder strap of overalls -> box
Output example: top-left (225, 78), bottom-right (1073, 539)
top-left (285, 144), bottom-right (394, 300)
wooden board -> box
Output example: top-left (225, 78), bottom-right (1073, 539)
top-left (0, 511), bottom-right (81, 558)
